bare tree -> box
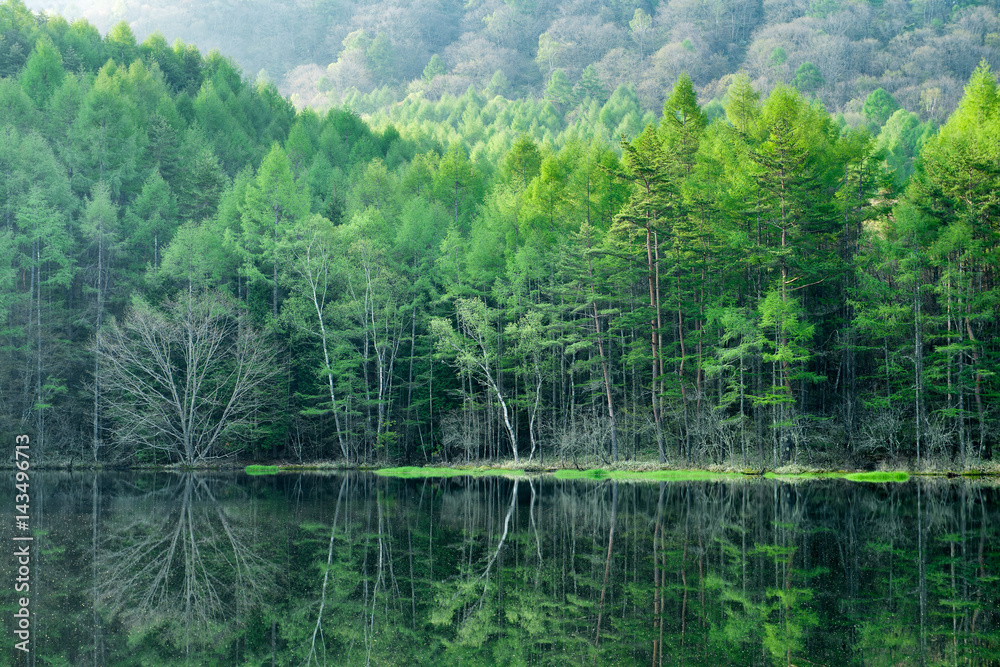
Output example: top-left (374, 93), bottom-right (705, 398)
top-left (284, 219), bottom-right (350, 460)
top-left (95, 290), bottom-right (279, 465)
top-left (432, 297), bottom-right (519, 462)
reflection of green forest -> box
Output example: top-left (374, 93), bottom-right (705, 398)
top-left (3, 474), bottom-right (999, 664)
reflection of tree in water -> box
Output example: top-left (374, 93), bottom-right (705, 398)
top-left (33, 473), bottom-right (994, 664)
top-left (98, 474), bottom-right (274, 655)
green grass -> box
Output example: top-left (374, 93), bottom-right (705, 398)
top-left (245, 465), bottom-right (280, 475)
top-left (375, 466), bottom-right (523, 479)
top-left (844, 471), bottom-right (910, 483)
top-left (763, 471), bottom-right (910, 483)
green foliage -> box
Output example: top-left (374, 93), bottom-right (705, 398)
top-left (366, 32), bottom-right (393, 83)
top-left (875, 108), bottom-right (932, 184)
top-left (502, 134), bottom-right (542, 190)
top-left (661, 72), bottom-right (706, 164)
top-left (238, 143), bottom-right (310, 318)
top-left (104, 21), bottom-right (138, 66)
top-left (70, 62), bottom-right (146, 200)
top-left (792, 61), bottom-right (824, 93)
top-left (423, 54), bottom-right (445, 82)
top-left (863, 87), bottom-right (901, 125)
top-left (758, 290), bottom-right (815, 383)
top-left (544, 69), bottom-right (573, 108)
top-left (575, 64), bottom-right (607, 105)
top-left (723, 71), bottom-right (760, 134)
top-left (20, 34), bottom-right (64, 107)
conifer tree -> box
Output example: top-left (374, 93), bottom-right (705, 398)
top-left (239, 144), bottom-right (309, 319)
top-left (81, 181), bottom-right (119, 458)
top-left (20, 35), bottom-right (64, 107)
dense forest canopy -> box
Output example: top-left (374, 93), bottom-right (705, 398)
top-left (1, 0), bottom-right (998, 468)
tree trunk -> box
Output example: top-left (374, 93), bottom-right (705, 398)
top-left (647, 222), bottom-right (664, 463)
top-left (587, 254), bottom-right (618, 462)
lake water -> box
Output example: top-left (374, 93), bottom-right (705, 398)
top-left (2, 472), bottom-right (998, 665)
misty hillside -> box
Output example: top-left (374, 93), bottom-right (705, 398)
top-left (22, 0), bottom-right (1000, 122)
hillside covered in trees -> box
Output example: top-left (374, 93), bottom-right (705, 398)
top-left (1, 0), bottom-right (998, 469)
top-left (22, 0), bottom-right (1000, 125)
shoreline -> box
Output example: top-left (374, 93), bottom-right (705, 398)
top-left (8, 459), bottom-right (999, 479)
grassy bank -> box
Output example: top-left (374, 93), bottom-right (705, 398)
top-left (552, 468), bottom-right (745, 482)
top-left (8, 458), bottom-right (998, 481)
top-left (374, 466), bottom-right (525, 478)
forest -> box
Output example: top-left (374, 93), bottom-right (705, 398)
top-left (0, 0), bottom-right (998, 469)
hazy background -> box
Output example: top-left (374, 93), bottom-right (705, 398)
top-left (23, 0), bottom-right (1000, 122)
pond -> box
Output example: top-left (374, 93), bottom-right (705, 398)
top-left (3, 472), bottom-right (999, 665)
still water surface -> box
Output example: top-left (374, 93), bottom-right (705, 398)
top-left (2, 472), bottom-right (998, 665)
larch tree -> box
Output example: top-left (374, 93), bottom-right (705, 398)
top-left (20, 35), bottom-right (64, 108)
top-left (616, 124), bottom-right (674, 463)
top-left (898, 61), bottom-right (1000, 462)
top-left (81, 181), bottom-right (119, 459)
top-left (70, 63), bottom-right (145, 201)
top-left (239, 143), bottom-right (309, 320)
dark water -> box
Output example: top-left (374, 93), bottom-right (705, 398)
top-left (2, 472), bottom-right (999, 665)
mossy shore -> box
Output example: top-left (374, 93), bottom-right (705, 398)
top-left (8, 458), bottom-right (998, 481)
top-left (241, 461), bottom-right (999, 483)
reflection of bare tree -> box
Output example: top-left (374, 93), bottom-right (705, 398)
top-left (305, 476), bottom-right (347, 666)
top-left (431, 478), bottom-right (520, 633)
top-left (98, 474), bottom-right (274, 652)
top-left (476, 478), bottom-right (519, 597)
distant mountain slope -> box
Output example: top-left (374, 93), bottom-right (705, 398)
top-left (22, 0), bottom-right (1000, 120)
